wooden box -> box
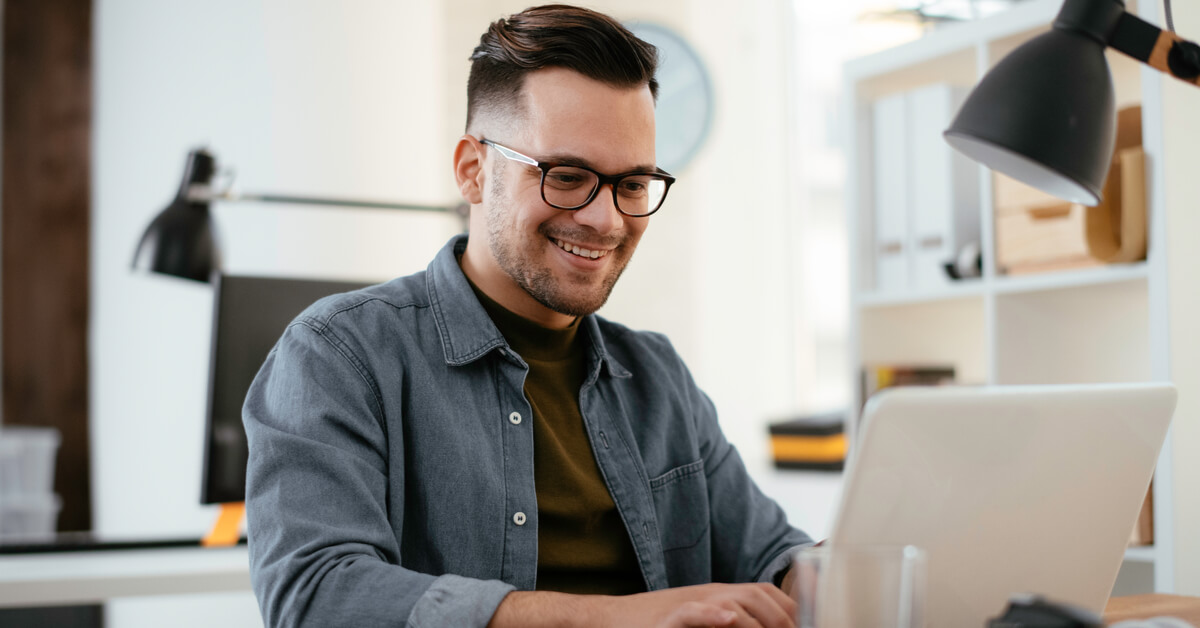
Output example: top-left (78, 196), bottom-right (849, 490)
top-left (994, 106), bottom-right (1146, 276)
top-left (994, 189), bottom-right (1101, 275)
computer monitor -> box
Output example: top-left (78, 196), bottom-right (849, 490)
top-left (201, 274), bottom-right (372, 504)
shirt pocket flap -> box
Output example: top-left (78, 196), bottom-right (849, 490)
top-left (649, 459), bottom-right (710, 551)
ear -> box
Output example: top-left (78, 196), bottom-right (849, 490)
top-left (453, 135), bottom-right (486, 205)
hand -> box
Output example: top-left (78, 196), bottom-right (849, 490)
top-left (779, 540), bottom-right (825, 600)
top-left (611, 582), bottom-right (797, 628)
top-left (488, 582), bottom-right (796, 628)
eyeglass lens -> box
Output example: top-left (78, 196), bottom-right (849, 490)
top-left (543, 166), bottom-right (668, 216)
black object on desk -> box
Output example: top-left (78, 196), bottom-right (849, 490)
top-left (989, 595), bottom-right (1105, 628)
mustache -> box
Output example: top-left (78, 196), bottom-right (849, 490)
top-left (539, 224), bottom-right (627, 249)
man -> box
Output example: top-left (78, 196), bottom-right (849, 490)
top-left (244, 5), bottom-right (811, 627)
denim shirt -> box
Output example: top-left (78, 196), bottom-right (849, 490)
top-left (244, 234), bottom-right (812, 627)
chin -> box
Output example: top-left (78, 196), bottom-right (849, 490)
top-left (533, 280), bottom-right (614, 318)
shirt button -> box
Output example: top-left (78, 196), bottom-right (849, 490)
top-left (513, 512), bottom-right (527, 526)
top-left (508, 411), bottom-right (522, 425)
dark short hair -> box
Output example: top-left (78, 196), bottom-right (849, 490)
top-left (466, 4), bottom-right (658, 131)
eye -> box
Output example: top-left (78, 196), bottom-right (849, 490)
top-left (544, 167), bottom-right (592, 190)
top-left (617, 177), bottom-right (650, 196)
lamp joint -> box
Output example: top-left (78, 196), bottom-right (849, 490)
top-left (1053, 0), bottom-right (1125, 45)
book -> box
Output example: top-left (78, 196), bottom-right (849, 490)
top-left (768, 411), bottom-right (846, 471)
top-left (861, 364), bottom-right (956, 410)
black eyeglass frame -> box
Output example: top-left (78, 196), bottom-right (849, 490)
top-left (481, 139), bottom-right (675, 217)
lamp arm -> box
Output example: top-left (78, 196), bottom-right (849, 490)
top-left (1110, 11), bottom-right (1200, 87)
top-left (187, 185), bottom-right (468, 217)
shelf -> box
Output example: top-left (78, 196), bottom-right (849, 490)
top-left (857, 263), bottom-right (1149, 309)
top-left (1124, 546), bottom-right (1157, 563)
top-left (857, 279), bottom-right (985, 308)
top-left (993, 263), bottom-right (1149, 296)
top-left (845, 0), bottom-right (1180, 592)
top-left (843, 0), bottom-right (1060, 82)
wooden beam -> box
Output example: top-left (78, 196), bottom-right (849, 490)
top-left (2, 0), bottom-right (93, 533)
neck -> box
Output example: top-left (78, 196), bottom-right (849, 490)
top-left (459, 244), bottom-right (578, 330)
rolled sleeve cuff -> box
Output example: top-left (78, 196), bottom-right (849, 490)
top-left (407, 573), bottom-right (517, 628)
top-left (756, 543), bottom-right (814, 587)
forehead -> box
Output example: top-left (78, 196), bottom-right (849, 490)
top-left (517, 67), bottom-right (657, 172)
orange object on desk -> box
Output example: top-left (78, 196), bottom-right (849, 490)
top-left (1105, 594), bottom-right (1200, 625)
top-left (201, 502), bottom-right (245, 547)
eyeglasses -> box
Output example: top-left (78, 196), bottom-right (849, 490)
top-left (481, 139), bottom-right (675, 217)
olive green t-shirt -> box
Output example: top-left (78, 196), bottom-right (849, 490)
top-left (469, 283), bottom-right (645, 595)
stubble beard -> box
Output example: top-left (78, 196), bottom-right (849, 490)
top-left (485, 163), bottom-right (634, 318)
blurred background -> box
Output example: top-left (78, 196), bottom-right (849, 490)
top-left (6, 0), bottom-right (1198, 626)
top-left (83, 0), bottom-right (926, 549)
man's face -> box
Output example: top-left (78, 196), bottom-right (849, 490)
top-left (470, 68), bottom-right (656, 323)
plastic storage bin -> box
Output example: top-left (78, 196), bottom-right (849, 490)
top-left (0, 493), bottom-right (62, 539)
top-left (0, 426), bottom-right (61, 497)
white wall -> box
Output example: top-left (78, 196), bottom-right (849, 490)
top-left (93, 2), bottom-right (458, 625)
top-left (93, 1), bottom-right (800, 625)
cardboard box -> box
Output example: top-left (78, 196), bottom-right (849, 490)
top-left (994, 194), bottom-right (1102, 275)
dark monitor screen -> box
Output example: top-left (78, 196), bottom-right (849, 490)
top-left (201, 274), bottom-right (372, 504)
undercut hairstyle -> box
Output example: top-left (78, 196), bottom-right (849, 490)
top-left (466, 4), bottom-right (659, 132)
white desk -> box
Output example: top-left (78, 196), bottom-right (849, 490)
top-left (0, 545), bottom-right (250, 608)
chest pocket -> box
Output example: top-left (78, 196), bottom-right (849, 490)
top-left (649, 459), bottom-right (710, 551)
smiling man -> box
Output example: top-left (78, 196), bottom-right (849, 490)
top-left (244, 5), bottom-right (811, 628)
top-left (457, 66), bottom-right (656, 328)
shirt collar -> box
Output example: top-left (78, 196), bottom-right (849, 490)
top-left (425, 234), bottom-right (631, 379)
top-left (581, 315), bottom-right (633, 380)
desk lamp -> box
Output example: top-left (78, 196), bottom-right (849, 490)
top-left (131, 147), bottom-right (466, 546)
top-left (132, 148), bottom-right (467, 282)
top-left (944, 0), bottom-right (1199, 205)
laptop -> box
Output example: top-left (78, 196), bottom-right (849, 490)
top-left (828, 383), bottom-right (1176, 627)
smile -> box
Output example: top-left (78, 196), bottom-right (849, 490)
top-left (553, 238), bottom-right (610, 260)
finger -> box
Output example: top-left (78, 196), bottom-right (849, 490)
top-left (736, 585), bottom-right (795, 628)
top-left (718, 601), bottom-right (767, 628)
top-left (758, 582), bottom-right (798, 617)
top-left (664, 601), bottom-right (738, 627)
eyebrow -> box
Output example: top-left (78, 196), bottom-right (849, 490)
top-left (541, 152), bottom-right (657, 174)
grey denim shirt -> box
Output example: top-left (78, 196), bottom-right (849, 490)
top-left (244, 234), bottom-right (812, 627)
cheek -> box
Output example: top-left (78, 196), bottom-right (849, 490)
top-left (520, 201), bottom-right (569, 234)
top-left (624, 217), bottom-right (650, 244)
top-left (489, 182), bottom-right (551, 233)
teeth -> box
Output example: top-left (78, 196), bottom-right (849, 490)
top-left (554, 238), bottom-right (608, 260)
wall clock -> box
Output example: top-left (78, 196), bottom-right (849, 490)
top-left (627, 22), bottom-right (714, 174)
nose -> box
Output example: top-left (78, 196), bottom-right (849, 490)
top-left (571, 184), bottom-right (624, 234)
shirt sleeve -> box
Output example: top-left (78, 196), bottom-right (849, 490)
top-left (243, 319), bottom-right (515, 627)
top-left (681, 357), bottom-right (814, 585)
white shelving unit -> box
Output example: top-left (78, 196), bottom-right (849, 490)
top-left (843, 0), bottom-right (1180, 594)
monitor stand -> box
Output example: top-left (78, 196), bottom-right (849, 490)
top-left (202, 502), bottom-right (245, 547)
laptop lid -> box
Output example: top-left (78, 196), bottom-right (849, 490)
top-left (829, 383), bottom-right (1175, 628)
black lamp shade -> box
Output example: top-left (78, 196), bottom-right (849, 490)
top-left (132, 149), bottom-right (220, 282)
top-left (944, 28), bottom-right (1116, 206)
